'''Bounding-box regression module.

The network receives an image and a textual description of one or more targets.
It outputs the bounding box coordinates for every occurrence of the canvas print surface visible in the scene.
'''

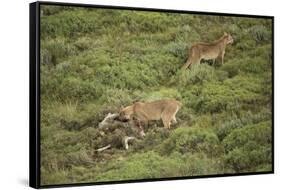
[39,4,273,186]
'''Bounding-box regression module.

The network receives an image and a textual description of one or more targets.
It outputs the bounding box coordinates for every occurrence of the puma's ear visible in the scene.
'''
[224,32,228,36]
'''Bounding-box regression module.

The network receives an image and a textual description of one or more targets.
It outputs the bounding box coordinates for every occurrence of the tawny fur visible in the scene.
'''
[119,99,182,129]
[182,32,233,69]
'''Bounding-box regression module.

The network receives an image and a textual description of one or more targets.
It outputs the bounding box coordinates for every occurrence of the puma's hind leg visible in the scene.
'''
[162,119,171,129]
[161,105,179,129]
[183,56,201,69]
[182,59,192,70]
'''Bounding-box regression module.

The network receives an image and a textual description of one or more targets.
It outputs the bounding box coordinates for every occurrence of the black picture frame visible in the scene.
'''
[30,1,274,189]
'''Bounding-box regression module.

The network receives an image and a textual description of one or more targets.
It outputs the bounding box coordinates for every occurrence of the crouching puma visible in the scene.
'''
[182,32,233,69]
[119,99,182,129]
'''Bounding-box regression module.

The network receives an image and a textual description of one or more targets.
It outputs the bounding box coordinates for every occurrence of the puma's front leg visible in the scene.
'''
[221,50,225,65]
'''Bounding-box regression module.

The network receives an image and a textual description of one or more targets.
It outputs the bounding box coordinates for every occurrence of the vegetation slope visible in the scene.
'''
[40,5,273,185]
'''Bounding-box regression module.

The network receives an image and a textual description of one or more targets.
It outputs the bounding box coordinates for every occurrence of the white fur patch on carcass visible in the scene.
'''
[98,113,119,129]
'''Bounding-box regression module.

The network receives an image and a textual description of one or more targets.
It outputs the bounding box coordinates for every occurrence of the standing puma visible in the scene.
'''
[182,32,233,69]
[119,99,182,130]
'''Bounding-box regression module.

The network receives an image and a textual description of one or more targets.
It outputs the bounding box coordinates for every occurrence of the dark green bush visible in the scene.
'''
[94,151,223,181]
[164,41,189,60]
[238,57,269,74]
[41,9,99,38]
[223,121,272,172]
[159,127,223,157]
[171,64,217,87]
[181,75,263,114]
[248,25,271,43]
[41,5,73,16]
[41,38,77,65]
[220,59,240,78]
[140,88,182,101]
[95,151,182,180]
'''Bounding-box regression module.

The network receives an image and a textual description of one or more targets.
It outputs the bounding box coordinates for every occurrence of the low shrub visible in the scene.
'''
[171,64,217,87]
[163,41,189,60]
[238,57,269,74]
[220,59,240,78]
[140,88,182,102]
[95,151,183,180]
[159,127,222,157]
[41,38,77,65]
[248,25,272,44]
[182,75,263,113]
[41,9,100,38]
[223,121,272,172]
[94,151,223,181]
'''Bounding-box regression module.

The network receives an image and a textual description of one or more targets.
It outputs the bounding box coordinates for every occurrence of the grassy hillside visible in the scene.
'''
[40,5,273,185]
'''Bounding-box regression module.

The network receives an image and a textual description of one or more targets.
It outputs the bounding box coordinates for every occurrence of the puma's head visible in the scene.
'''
[224,32,234,44]
[119,105,134,121]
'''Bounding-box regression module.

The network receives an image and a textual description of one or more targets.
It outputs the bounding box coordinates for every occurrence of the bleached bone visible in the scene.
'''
[139,130,146,137]
[123,136,135,150]
[96,144,111,152]
[98,113,119,128]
